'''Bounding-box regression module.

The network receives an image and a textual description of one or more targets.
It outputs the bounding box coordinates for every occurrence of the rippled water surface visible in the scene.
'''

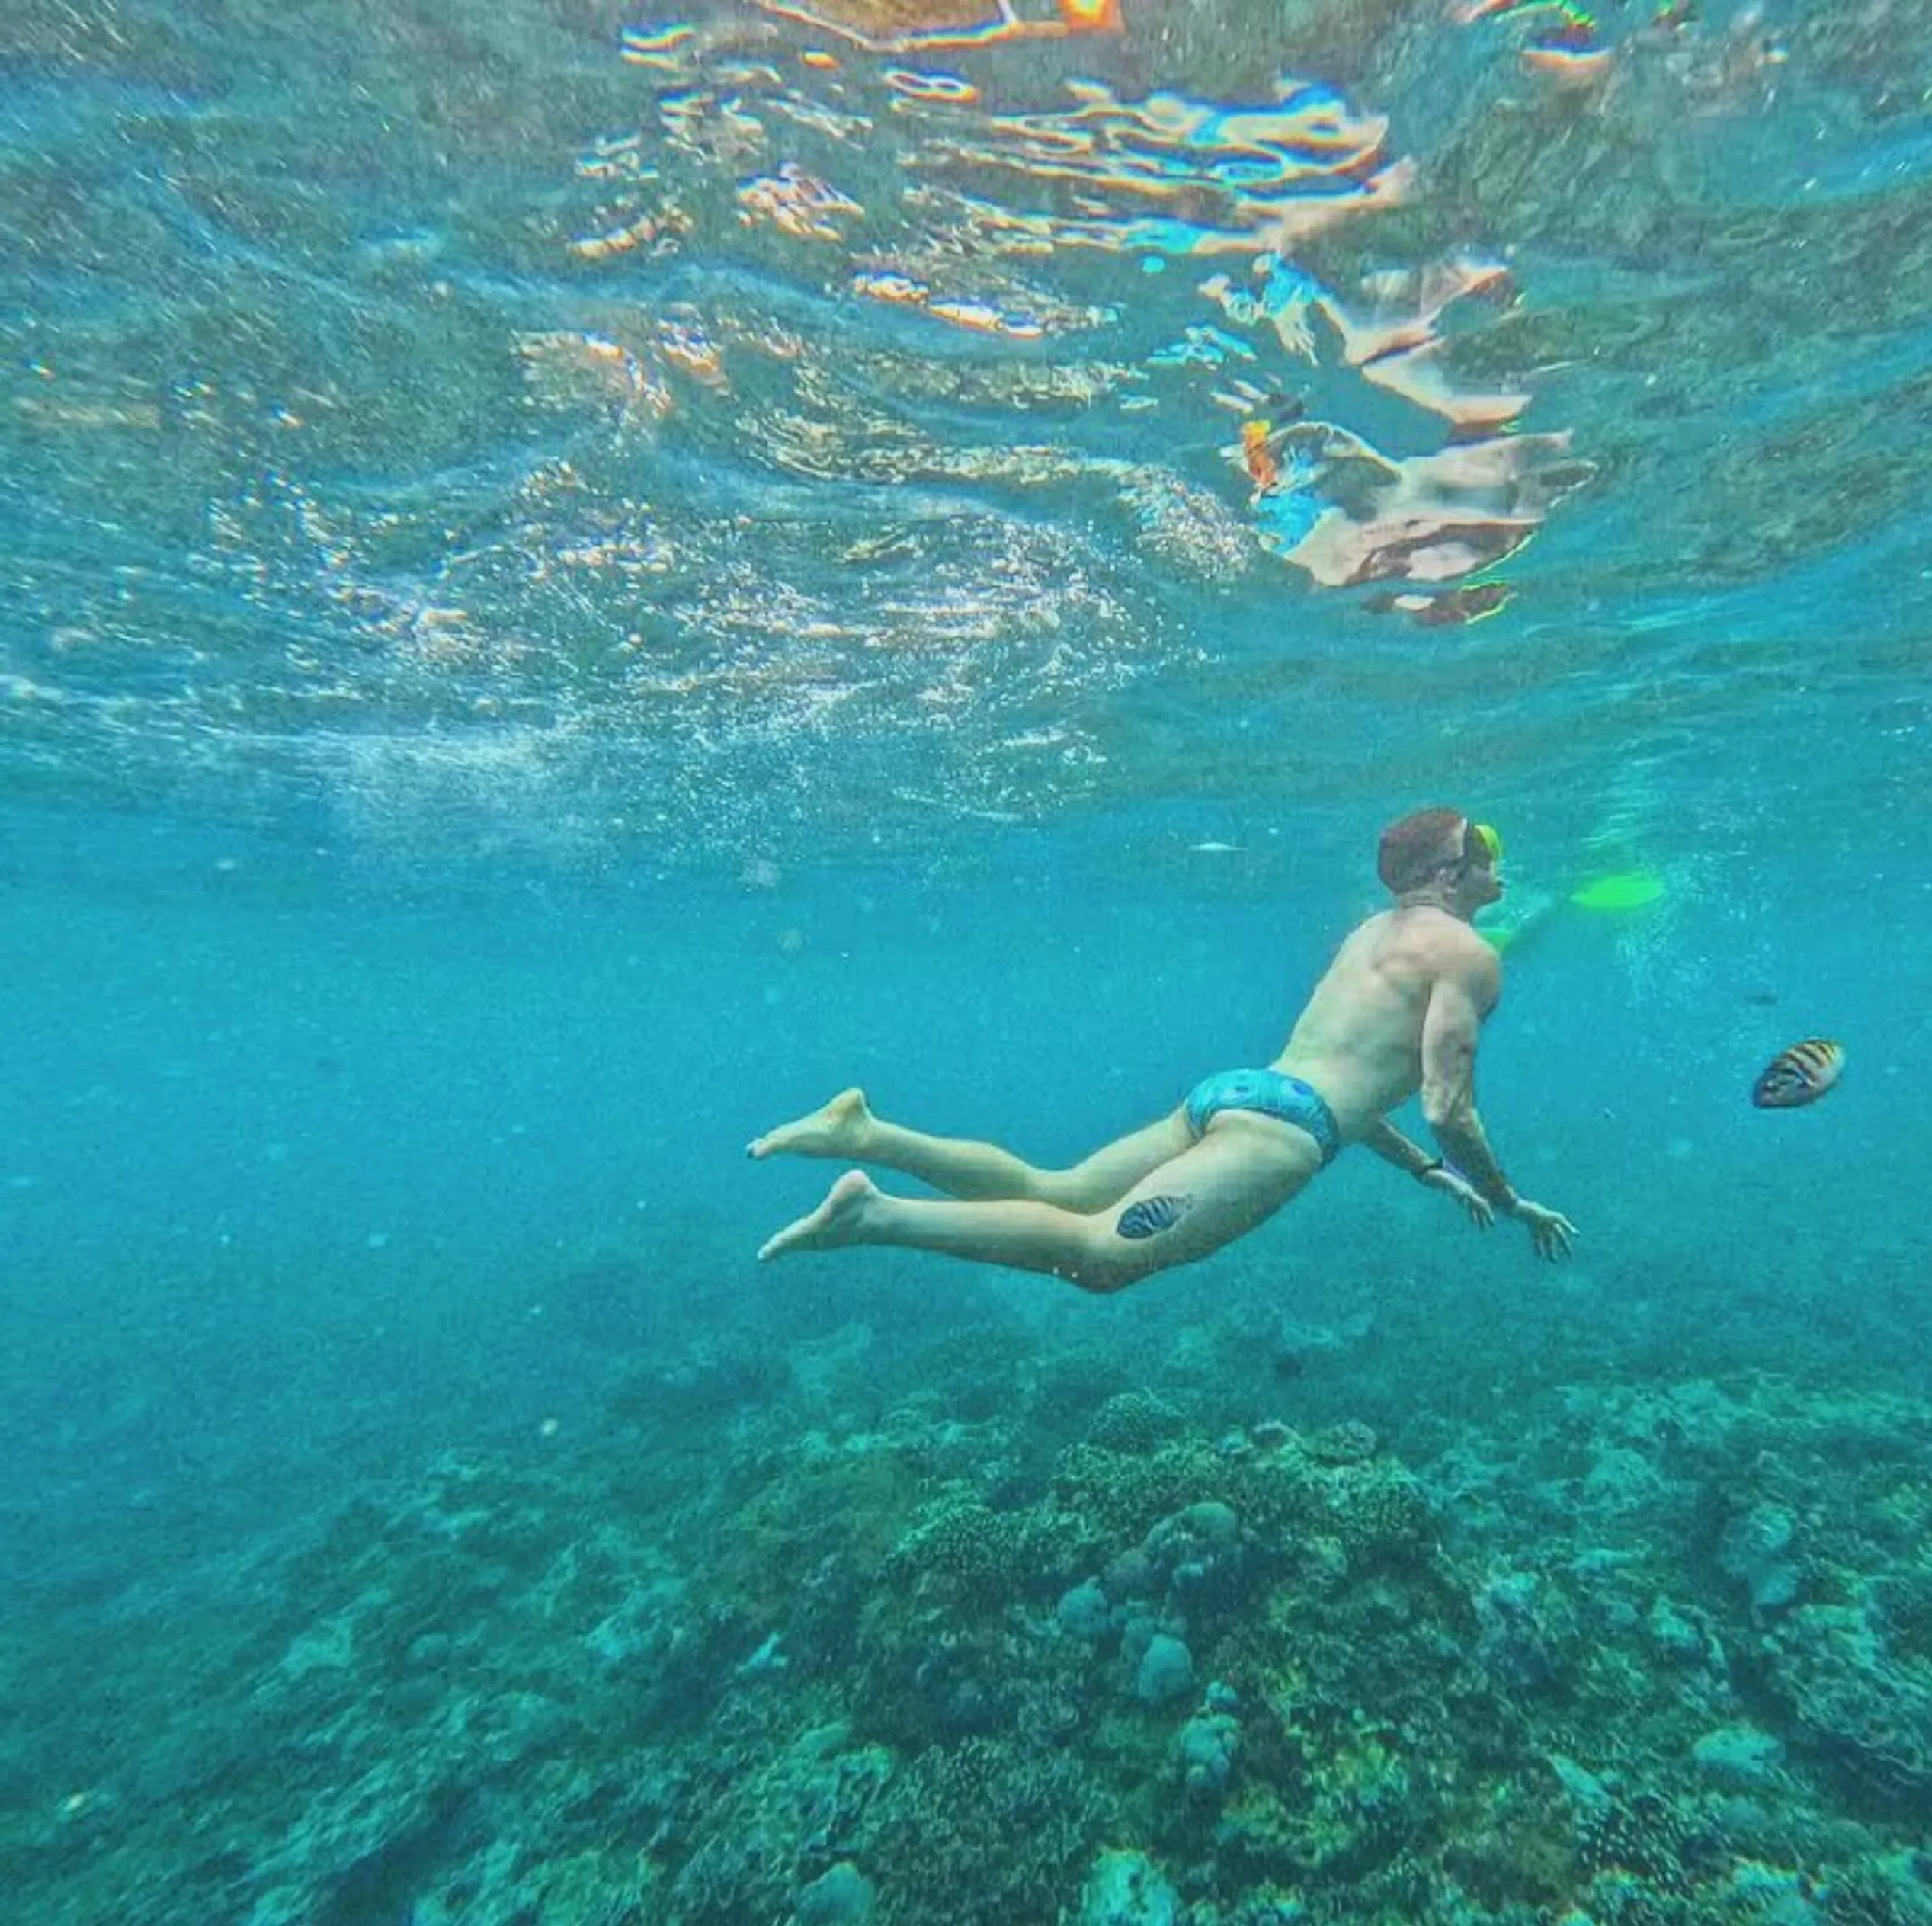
[4,0,1930,879]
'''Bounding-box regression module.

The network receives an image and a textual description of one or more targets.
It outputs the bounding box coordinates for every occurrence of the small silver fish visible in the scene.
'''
[1751,1038,1844,1109]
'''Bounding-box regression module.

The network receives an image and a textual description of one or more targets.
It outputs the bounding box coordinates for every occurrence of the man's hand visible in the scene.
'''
[1419,1165,1495,1229]
[1511,1198,1576,1261]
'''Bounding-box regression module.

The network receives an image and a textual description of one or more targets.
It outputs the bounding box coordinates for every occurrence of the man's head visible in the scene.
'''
[1377,807,1504,915]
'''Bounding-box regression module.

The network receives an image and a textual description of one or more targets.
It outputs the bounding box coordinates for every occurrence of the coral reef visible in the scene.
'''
[7,1343,1932,1926]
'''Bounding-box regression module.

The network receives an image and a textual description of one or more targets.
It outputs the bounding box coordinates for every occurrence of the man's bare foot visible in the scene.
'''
[758,1170,879,1261]
[746,1087,875,1162]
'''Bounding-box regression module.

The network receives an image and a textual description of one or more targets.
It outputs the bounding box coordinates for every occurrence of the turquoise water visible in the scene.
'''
[6,0,1932,1921]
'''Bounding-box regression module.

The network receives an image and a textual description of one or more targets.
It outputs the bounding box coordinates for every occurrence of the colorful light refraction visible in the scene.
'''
[751,0,1124,53]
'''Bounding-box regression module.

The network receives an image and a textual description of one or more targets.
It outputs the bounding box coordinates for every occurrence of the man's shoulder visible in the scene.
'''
[1392,906,1498,977]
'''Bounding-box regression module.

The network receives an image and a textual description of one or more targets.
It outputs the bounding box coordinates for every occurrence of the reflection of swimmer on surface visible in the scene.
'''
[1238,393,1309,494]
[1240,418,1283,492]
[1325,257,1527,434]
[1243,418,1591,591]
[1363,582,1514,627]
[1210,255,1527,434]
[1216,248,1587,598]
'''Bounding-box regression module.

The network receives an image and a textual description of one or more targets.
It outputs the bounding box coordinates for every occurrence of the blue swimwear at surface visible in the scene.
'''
[1184,1067,1342,1165]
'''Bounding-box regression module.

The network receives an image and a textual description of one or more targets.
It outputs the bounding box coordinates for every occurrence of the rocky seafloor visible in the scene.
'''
[9,1297,1932,1926]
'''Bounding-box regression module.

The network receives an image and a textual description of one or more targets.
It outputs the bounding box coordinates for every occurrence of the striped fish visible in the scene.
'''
[1117,1194,1190,1240]
[1751,1038,1845,1110]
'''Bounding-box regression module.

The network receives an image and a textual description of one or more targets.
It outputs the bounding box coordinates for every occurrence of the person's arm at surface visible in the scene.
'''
[1418,951,1575,1259]
[1360,1117,1495,1227]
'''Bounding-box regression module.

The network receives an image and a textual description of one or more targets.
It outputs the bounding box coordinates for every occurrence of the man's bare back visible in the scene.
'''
[1272,905,1499,1141]
[750,808,1574,1288]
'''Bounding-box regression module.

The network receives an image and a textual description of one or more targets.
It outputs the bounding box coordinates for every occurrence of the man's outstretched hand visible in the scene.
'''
[1420,1165,1495,1229]
[1418,1166,1576,1260]
[1512,1198,1576,1261]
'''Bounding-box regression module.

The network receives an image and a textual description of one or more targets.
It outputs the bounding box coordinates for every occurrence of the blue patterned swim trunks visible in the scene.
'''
[1183,1067,1342,1165]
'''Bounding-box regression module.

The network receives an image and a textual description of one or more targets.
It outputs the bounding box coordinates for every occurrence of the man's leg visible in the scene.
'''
[748,1087,1190,1209]
[758,1115,1322,1293]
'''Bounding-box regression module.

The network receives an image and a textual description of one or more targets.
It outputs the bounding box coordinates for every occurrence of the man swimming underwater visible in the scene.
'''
[750,807,1575,1292]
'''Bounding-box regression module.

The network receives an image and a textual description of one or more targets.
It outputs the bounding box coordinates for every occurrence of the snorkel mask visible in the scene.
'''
[1463,820,1503,868]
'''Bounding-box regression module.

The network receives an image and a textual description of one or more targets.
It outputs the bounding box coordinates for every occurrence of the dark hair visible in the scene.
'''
[1377,807,1466,893]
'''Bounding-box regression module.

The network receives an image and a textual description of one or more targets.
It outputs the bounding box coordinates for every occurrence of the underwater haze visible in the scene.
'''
[5,0,1932,1921]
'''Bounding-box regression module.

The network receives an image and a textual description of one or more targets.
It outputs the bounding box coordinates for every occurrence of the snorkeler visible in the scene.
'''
[750,809,1576,1292]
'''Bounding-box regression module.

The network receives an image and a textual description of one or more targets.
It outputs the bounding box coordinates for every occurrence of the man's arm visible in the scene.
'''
[1360,1117,1440,1178]
[1363,1116,1496,1228]
[1418,959,1518,1211]
[1419,945,1575,1258]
